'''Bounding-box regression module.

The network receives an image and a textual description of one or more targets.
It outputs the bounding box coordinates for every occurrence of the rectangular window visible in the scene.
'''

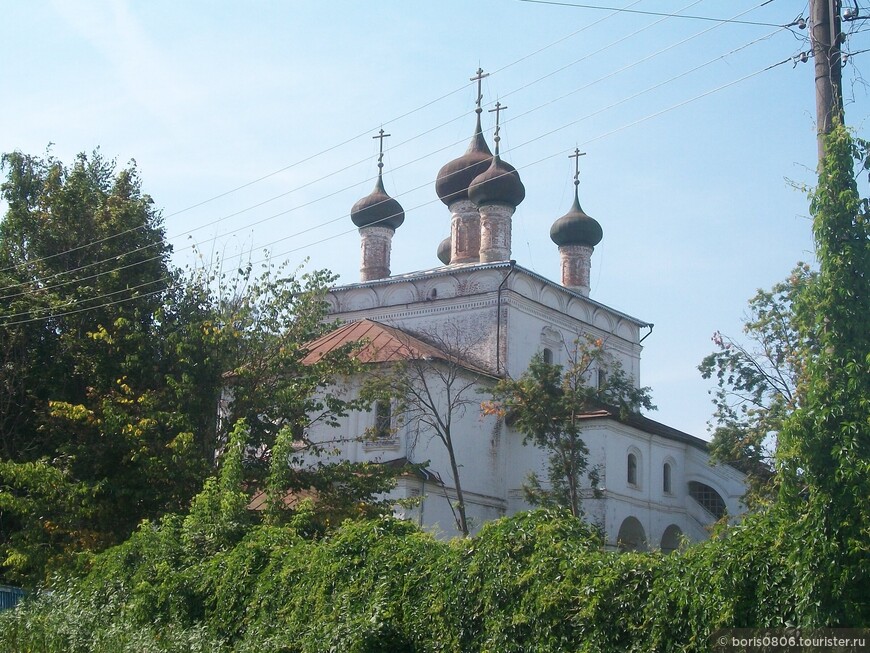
[375,400,392,439]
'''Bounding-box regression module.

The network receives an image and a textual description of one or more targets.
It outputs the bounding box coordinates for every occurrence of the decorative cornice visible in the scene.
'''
[329,261,649,328]
[500,291,642,356]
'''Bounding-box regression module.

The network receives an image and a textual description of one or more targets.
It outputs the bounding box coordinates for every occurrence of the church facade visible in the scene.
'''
[302,84,745,550]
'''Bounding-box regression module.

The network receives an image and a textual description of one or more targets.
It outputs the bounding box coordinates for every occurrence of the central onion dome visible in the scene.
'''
[351,174,405,230]
[550,189,602,247]
[468,154,526,208]
[435,113,493,205]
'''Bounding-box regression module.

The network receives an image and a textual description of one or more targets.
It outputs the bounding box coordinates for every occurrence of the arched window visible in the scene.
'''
[540,327,562,365]
[688,481,726,519]
[627,453,638,486]
[662,462,672,494]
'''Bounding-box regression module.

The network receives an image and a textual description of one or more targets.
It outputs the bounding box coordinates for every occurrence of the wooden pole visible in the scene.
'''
[811,0,844,161]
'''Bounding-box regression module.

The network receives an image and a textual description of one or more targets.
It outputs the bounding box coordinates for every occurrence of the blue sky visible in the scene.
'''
[2,1,868,437]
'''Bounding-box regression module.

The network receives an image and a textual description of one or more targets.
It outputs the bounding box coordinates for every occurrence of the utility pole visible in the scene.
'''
[811,0,844,161]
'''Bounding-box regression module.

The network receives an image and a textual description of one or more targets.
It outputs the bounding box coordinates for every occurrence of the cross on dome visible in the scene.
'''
[373,128,391,173]
[488,101,507,156]
[569,147,586,188]
[470,67,489,115]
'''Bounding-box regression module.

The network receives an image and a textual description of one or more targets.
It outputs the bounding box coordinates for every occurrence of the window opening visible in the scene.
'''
[627,453,638,486]
[375,400,392,439]
[688,481,726,519]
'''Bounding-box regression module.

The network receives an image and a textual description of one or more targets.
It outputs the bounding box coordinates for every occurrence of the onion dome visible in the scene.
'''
[550,188,602,247]
[435,113,493,205]
[437,236,451,265]
[468,155,526,208]
[351,173,405,230]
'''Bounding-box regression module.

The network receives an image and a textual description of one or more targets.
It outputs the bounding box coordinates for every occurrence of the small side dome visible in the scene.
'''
[437,236,452,264]
[468,155,526,208]
[550,192,602,247]
[435,114,493,206]
[351,175,405,230]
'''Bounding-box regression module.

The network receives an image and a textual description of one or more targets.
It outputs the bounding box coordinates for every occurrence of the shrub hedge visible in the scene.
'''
[0,507,822,652]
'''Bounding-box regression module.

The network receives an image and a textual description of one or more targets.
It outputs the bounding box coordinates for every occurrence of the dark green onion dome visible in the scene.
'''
[549,189,602,247]
[468,154,526,208]
[351,174,405,230]
[435,113,493,205]
[437,236,451,264]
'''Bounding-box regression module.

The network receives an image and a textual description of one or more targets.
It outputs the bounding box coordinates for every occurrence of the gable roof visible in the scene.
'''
[302,318,497,378]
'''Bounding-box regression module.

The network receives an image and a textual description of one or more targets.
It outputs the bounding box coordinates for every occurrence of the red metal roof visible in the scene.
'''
[301,319,489,374]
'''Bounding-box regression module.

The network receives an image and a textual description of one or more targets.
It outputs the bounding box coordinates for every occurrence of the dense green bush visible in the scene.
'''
[0,508,822,653]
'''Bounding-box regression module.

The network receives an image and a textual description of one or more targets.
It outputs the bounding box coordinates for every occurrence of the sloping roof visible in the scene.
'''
[578,407,710,452]
[302,318,496,378]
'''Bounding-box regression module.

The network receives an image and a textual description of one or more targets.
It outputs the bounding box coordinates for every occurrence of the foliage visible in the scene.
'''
[214,260,399,529]
[0,150,397,585]
[0,459,100,582]
[0,507,814,653]
[699,264,816,506]
[2,123,867,650]
[487,336,654,517]
[0,149,207,585]
[776,123,870,625]
[182,419,253,556]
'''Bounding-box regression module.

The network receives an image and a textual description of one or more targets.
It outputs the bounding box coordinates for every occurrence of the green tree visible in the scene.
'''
[776,124,870,625]
[214,262,400,530]
[0,150,172,461]
[0,150,206,584]
[699,264,815,506]
[488,335,654,518]
[0,149,415,584]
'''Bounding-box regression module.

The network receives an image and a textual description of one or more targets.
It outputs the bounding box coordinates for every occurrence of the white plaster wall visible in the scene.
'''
[303,373,744,547]
[503,301,640,386]
[305,264,744,546]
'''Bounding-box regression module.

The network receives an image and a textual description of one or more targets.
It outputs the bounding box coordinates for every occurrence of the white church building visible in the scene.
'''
[300,84,745,551]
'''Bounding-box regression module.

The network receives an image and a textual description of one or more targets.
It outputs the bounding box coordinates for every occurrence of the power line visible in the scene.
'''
[0,0,650,279]
[0,0,787,282]
[0,0,788,300]
[517,0,790,28]
[0,53,797,327]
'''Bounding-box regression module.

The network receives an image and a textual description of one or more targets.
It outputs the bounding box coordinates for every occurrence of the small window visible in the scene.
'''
[375,400,392,439]
[663,462,672,494]
[627,453,638,486]
[597,368,607,389]
[542,348,553,364]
